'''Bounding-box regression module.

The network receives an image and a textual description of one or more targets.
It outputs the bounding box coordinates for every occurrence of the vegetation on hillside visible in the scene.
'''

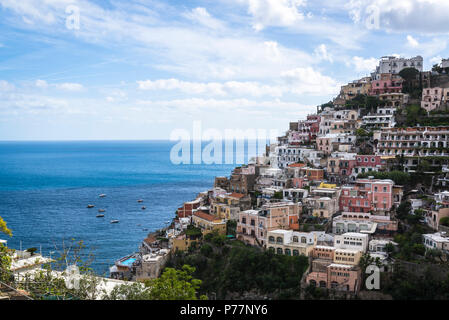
[105,265,207,300]
[166,232,309,299]
[357,170,410,186]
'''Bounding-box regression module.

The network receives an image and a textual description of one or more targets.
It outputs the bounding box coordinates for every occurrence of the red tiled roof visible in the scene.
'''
[193,211,217,222]
[288,163,306,168]
[228,193,245,199]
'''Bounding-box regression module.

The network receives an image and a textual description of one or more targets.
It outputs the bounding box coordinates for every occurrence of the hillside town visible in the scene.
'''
[106,55,449,298]
[3,55,449,300]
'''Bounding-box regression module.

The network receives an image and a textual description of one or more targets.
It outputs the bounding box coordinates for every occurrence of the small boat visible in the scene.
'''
[137,199,144,203]
[143,228,148,231]
[141,206,146,210]
[96,214,105,218]
[99,194,106,198]
[111,220,119,224]
[87,205,95,208]
[98,209,106,213]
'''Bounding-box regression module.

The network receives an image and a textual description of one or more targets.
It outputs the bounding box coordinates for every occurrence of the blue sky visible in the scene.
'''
[0,0,448,140]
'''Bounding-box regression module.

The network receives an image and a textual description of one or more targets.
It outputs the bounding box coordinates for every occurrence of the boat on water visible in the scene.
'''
[87,205,95,208]
[137,199,144,203]
[98,209,106,213]
[96,214,105,218]
[99,194,106,198]
[141,206,146,210]
[111,220,119,224]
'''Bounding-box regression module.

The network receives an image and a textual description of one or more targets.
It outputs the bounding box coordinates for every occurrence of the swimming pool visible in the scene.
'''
[119,257,136,267]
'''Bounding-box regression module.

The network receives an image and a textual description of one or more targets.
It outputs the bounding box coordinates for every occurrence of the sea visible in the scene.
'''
[0,140,263,276]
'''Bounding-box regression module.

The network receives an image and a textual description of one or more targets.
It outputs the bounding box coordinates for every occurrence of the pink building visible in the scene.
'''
[237,203,301,247]
[292,177,310,189]
[351,155,385,178]
[289,115,321,144]
[339,178,394,213]
[306,264,361,293]
[369,73,403,96]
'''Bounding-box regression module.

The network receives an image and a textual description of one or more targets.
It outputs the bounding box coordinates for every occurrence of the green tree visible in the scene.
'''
[0,216,12,237]
[0,217,13,285]
[273,191,283,199]
[440,217,449,227]
[106,265,207,300]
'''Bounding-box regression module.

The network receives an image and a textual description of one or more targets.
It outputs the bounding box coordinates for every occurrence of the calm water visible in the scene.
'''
[0,140,262,275]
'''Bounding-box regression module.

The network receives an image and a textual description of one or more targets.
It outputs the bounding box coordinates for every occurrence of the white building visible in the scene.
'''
[283,188,309,202]
[368,239,397,254]
[332,216,377,235]
[423,232,449,251]
[372,56,423,80]
[362,107,396,129]
[334,232,369,253]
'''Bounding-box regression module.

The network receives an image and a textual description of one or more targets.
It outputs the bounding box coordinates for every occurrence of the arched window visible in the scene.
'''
[276,237,283,244]
[276,248,283,255]
[285,249,291,256]
[309,280,317,287]
[301,237,307,244]
[293,250,299,256]
[268,247,275,253]
[268,236,275,243]
[293,236,299,243]
[319,281,327,288]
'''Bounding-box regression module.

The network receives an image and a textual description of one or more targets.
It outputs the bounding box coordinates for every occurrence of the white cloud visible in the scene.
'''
[349,56,378,73]
[137,68,340,98]
[347,0,449,34]
[0,80,15,91]
[55,83,84,92]
[241,0,306,31]
[280,67,341,95]
[430,56,442,65]
[137,79,283,97]
[406,35,419,48]
[35,79,48,88]
[314,44,333,62]
[0,0,319,81]
[136,97,315,114]
[184,7,224,30]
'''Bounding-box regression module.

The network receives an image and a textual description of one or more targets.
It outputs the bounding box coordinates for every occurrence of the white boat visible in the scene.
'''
[99,194,106,198]
[96,214,105,218]
[111,220,119,224]
[137,199,144,203]
[87,204,95,208]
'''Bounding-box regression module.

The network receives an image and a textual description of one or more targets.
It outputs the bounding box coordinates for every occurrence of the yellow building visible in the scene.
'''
[172,235,199,252]
[333,248,362,266]
[192,211,227,235]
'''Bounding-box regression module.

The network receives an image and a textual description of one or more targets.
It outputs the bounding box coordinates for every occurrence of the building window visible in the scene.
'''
[268,236,275,243]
